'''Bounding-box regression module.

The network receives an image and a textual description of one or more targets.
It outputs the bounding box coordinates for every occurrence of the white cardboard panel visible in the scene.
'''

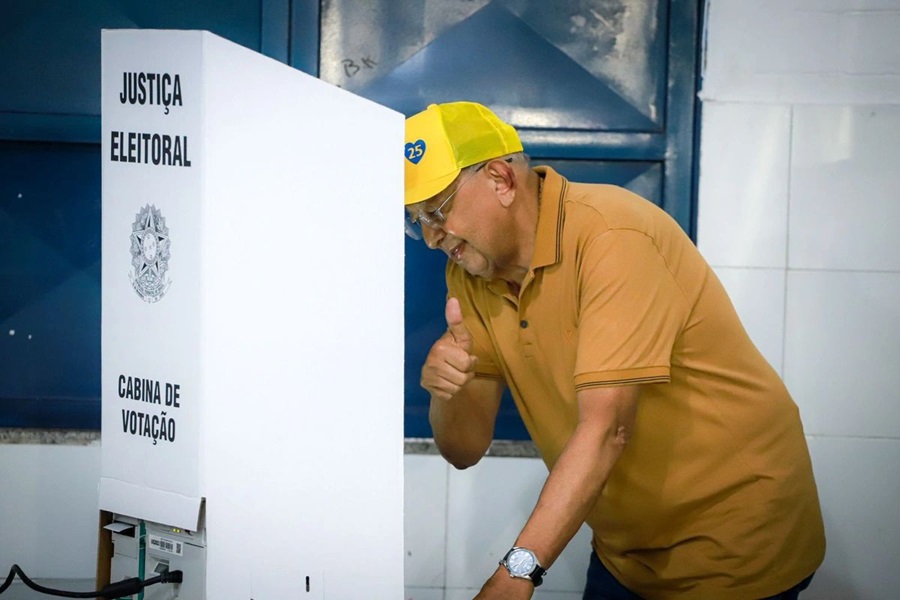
[101,29,404,598]
[101,29,205,524]
[98,478,202,532]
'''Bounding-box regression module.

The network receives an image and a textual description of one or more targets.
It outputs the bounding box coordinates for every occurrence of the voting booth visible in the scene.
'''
[99,30,404,598]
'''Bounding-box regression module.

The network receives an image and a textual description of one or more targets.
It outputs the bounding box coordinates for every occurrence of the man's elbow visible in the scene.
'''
[450,458,479,470]
[436,443,487,470]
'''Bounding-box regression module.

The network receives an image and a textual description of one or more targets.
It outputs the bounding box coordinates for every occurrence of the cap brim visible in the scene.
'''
[405,168,460,206]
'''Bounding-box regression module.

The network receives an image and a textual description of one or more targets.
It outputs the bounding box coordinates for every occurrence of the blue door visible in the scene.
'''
[313,0,701,439]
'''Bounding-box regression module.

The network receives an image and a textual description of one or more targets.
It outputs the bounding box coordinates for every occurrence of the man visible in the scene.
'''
[404,101,825,600]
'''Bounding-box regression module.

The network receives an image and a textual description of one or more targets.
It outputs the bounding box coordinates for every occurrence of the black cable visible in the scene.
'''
[0,565,182,598]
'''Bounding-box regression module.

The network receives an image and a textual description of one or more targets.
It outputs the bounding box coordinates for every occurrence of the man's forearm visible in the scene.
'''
[513,385,640,569]
[429,377,504,469]
[514,419,627,567]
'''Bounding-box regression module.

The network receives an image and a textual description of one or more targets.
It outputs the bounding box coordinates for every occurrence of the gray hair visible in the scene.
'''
[463,152,530,174]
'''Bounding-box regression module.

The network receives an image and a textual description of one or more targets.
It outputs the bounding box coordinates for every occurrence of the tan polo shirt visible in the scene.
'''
[446,167,825,599]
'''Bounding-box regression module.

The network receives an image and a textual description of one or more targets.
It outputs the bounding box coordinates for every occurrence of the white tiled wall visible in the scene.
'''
[711,267,787,375]
[697,103,791,269]
[701,1,900,105]
[698,1,900,598]
[804,437,900,599]
[0,444,100,578]
[405,454,449,591]
[789,106,900,272]
[404,454,592,600]
[785,270,900,438]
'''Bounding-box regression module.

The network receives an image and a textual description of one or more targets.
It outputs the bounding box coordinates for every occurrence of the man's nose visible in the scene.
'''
[422,224,445,250]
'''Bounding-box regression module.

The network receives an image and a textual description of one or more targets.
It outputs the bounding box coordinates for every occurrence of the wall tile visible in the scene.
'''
[804,436,900,599]
[784,270,900,437]
[697,103,790,268]
[789,105,900,271]
[839,11,900,75]
[404,587,444,600]
[445,457,592,593]
[712,267,786,375]
[704,1,840,78]
[790,0,900,8]
[701,3,900,103]
[445,457,547,589]
[0,444,100,578]
[405,454,449,588]
[699,72,900,106]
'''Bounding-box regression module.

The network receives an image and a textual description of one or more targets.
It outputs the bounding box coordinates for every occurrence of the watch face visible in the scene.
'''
[507,548,536,576]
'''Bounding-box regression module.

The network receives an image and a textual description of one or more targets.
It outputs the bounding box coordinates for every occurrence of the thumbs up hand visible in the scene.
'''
[421,298,479,401]
[445,296,473,350]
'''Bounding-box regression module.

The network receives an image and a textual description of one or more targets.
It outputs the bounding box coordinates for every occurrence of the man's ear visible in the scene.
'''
[485,159,516,208]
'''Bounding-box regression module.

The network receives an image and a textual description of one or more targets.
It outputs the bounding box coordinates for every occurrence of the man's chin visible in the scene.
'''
[463,265,494,280]
[453,253,493,280]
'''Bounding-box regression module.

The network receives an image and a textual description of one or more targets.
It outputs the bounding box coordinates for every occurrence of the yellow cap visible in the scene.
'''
[404,102,523,206]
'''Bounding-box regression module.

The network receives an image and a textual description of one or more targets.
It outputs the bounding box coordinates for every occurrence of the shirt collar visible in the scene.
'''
[532,165,567,270]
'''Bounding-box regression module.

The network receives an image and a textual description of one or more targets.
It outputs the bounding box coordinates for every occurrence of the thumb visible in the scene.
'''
[445,297,473,348]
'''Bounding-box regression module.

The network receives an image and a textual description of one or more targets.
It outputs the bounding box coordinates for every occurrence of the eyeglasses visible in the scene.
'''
[405,162,487,240]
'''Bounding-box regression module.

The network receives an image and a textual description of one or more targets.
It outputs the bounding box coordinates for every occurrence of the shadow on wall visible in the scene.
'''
[804,528,858,600]
[806,573,858,600]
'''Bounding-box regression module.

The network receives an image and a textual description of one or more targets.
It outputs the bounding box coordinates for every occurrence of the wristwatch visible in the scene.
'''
[499,546,546,587]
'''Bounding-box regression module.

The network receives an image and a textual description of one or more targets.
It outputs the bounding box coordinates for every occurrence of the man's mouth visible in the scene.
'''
[448,242,464,262]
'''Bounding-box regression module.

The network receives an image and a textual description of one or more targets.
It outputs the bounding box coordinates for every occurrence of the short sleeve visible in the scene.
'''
[574,229,690,390]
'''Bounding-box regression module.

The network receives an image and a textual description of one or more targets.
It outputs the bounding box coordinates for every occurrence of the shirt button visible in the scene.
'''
[520,320,529,329]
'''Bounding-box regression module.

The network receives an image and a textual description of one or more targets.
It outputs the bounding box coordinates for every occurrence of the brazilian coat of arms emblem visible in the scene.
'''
[129,204,171,303]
